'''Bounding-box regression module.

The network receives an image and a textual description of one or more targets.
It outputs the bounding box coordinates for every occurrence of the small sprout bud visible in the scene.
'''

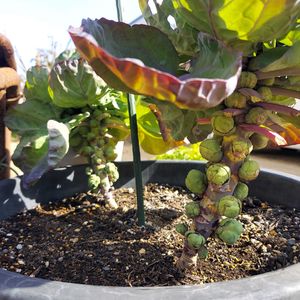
[212,114,236,136]
[224,92,247,109]
[217,195,242,218]
[88,174,101,190]
[250,133,269,150]
[233,182,249,200]
[89,119,99,128]
[238,160,260,182]
[185,202,201,218]
[69,134,83,147]
[105,162,119,182]
[80,145,93,156]
[226,138,253,162]
[87,132,97,142]
[257,87,273,101]
[198,245,209,259]
[206,163,231,185]
[175,223,188,236]
[245,107,268,125]
[185,169,207,194]
[237,72,257,88]
[199,139,223,162]
[104,146,117,161]
[187,233,206,250]
[216,218,243,245]
[78,126,89,136]
[85,167,93,176]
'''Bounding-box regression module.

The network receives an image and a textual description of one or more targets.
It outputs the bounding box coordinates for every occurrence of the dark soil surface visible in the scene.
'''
[0,184,300,287]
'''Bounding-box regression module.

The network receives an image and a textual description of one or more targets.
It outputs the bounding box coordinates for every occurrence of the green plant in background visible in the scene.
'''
[5,48,177,208]
[4,50,131,207]
[156,143,202,160]
[69,0,300,269]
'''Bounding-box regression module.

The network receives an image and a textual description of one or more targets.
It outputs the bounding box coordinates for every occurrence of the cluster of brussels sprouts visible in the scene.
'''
[69,105,120,207]
[176,72,273,259]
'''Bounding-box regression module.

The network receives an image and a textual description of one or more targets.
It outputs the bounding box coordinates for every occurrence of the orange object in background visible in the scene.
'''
[0,34,20,179]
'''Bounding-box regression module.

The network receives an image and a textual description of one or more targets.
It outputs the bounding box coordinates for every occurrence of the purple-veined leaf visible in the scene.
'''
[239,124,287,146]
[69,18,242,110]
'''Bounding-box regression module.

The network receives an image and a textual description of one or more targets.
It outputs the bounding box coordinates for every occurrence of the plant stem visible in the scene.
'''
[177,131,248,269]
[127,94,145,226]
[269,87,300,99]
[115,0,145,226]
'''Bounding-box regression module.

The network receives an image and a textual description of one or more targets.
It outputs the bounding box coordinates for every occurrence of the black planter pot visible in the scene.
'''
[0,161,300,300]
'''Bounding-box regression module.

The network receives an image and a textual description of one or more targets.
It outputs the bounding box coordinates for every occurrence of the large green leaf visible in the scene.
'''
[258,41,300,72]
[172,0,300,48]
[136,98,183,154]
[22,120,70,187]
[23,66,52,103]
[189,33,241,79]
[280,20,300,45]
[139,0,199,56]
[12,135,49,174]
[69,18,241,110]
[4,99,62,136]
[49,58,110,108]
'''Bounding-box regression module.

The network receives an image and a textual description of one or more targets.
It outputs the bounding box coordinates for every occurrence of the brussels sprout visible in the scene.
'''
[217,195,241,218]
[98,139,105,147]
[238,160,260,182]
[199,139,223,162]
[216,218,243,245]
[237,72,257,89]
[80,145,93,156]
[85,167,93,176]
[104,146,117,161]
[226,138,253,162]
[89,119,99,128]
[257,86,272,101]
[198,245,209,259]
[224,92,247,109]
[187,232,206,249]
[206,163,231,185]
[78,125,89,136]
[99,127,108,135]
[245,107,268,125]
[185,201,201,218]
[212,114,235,136]
[250,133,269,150]
[185,169,207,194]
[105,162,119,182]
[94,148,104,158]
[69,133,83,147]
[88,174,101,190]
[86,132,96,141]
[233,182,249,200]
[175,223,188,236]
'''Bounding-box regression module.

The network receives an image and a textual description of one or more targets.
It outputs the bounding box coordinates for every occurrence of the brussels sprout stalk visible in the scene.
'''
[177,128,257,269]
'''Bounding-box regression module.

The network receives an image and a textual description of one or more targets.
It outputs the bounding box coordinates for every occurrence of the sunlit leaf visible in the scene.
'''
[23,120,70,187]
[49,58,110,108]
[4,99,62,136]
[172,0,300,49]
[136,98,183,154]
[139,0,199,56]
[24,66,52,103]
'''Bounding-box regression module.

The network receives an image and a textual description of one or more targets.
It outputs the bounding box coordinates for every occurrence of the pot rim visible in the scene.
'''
[0,160,299,300]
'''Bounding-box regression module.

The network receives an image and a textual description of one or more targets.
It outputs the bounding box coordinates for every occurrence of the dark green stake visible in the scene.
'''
[115,0,145,226]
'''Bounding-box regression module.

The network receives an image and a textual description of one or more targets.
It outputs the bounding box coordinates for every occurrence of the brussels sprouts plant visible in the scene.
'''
[4,50,131,208]
[69,0,300,269]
